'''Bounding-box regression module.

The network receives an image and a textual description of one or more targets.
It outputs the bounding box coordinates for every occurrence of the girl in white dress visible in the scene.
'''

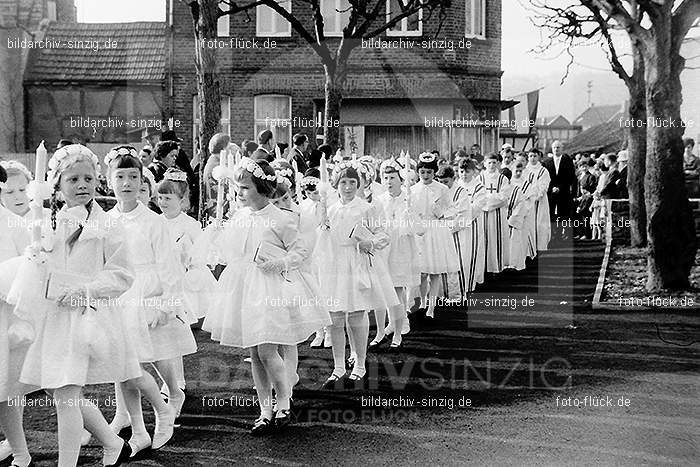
[8,144,138,466]
[316,161,399,385]
[0,161,32,218]
[375,158,422,348]
[410,153,459,318]
[105,147,195,455]
[203,157,329,435]
[0,164,32,467]
[157,168,217,403]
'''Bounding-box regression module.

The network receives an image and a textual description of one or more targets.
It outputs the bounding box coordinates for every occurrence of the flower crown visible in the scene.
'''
[104,145,138,166]
[332,160,365,176]
[237,157,277,181]
[300,176,320,187]
[142,168,156,187]
[277,175,292,188]
[273,166,294,179]
[418,152,436,163]
[48,144,100,184]
[164,170,188,182]
[0,160,33,182]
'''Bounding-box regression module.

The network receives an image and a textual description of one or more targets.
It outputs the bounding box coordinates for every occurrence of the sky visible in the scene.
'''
[75,0,696,121]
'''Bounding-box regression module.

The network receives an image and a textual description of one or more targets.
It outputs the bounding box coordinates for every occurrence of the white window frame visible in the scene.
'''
[47,0,57,21]
[465,0,486,39]
[218,1,230,37]
[256,1,292,37]
[253,94,292,147]
[220,95,231,136]
[385,0,423,37]
[321,0,351,37]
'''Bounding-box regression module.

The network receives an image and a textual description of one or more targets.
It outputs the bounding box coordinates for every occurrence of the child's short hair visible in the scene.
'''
[436,165,455,179]
[331,165,361,189]
[0,161,32,183]
[416,153,438,172]
[154,141,179,161]
[484,153,499,161]
[684,138,695,148]
[271,179,290,200]
[271,159,296,193]
[106,145,143,171]
[157,168,189,199]
[514,161,526,171]
[234,158,277,198]
[459,158,477,172]
[301,168,320,193]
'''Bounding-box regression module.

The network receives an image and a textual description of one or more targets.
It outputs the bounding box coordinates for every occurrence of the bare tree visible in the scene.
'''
[529,0,647,247]
[533,0,699,290]
[219,0,451,147]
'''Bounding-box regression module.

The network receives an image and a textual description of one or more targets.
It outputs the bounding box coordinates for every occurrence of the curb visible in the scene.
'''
[591,200,613,311]
[593,201,700,312]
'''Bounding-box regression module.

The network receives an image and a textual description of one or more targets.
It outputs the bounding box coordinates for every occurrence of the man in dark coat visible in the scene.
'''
[543,140,577,240]
[288,133,309,174]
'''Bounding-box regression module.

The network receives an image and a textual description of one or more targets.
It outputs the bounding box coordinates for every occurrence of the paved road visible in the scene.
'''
[14,240,700,466]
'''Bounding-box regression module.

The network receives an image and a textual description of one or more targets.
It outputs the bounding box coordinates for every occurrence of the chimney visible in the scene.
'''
[54,0,77,22]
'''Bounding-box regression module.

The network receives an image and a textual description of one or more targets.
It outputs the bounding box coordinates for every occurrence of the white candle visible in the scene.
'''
[216,151,226,223]
[35,140,47,182]
[404,151,411,208]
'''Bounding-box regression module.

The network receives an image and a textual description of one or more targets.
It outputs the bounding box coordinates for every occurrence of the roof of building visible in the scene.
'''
[565,111,625,154]
[572,104,623,128]
[537,115,574,127]
[25,22,166,83]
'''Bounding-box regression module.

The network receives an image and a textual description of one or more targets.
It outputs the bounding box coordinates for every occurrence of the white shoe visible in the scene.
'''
[160,382,169,401]
[401,320,410,335]
[169,388,186,418]
[152,407,176,450]
[323,333,332,348]
[129,433,152,458]
[80,429,92,446]
[0,440,11,462]
[310,333,324,347]
[109,413,131,434]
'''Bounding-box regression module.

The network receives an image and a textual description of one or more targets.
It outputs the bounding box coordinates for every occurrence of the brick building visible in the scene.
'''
[23,21,166,153]
[0,0,75,152]
[169,0,509,158]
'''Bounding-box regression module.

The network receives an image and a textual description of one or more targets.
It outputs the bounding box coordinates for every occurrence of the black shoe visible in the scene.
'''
[274,409,293,429]
[105,441,131,467]
[250,417,274,436]
[321,373,345,390]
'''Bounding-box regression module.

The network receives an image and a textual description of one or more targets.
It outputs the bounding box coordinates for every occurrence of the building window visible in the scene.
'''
[218,1,230,37]
[47,0,56,21]
[257,1,292,37]
[465,0,486,39]
[254,95,292,147]
[321,0,351,37]
[386,0,422,37]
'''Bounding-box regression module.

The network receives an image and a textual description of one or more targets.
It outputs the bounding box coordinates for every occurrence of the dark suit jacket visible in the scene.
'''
[617,166,628,198]
[290,147,309,174]
[543,155,577,219]
[600,167,622,199]
[578,171,598,195]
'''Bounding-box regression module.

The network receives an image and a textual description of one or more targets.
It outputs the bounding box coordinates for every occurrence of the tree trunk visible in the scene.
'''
[627,46,646,247]
[643,17,697,291]
[323,62,345,150]
[191,0,221,223]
